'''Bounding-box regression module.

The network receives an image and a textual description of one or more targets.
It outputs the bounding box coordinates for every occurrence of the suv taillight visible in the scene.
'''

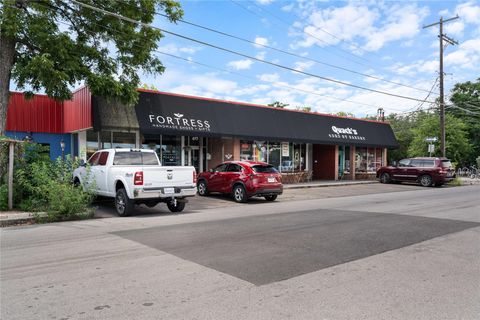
[134,171,144,185]
[193,171,197,184]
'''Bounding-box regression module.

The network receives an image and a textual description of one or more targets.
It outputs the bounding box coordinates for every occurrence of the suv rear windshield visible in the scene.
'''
[252,165,278,173]
[440,160,452,167]
[113,152,159,165]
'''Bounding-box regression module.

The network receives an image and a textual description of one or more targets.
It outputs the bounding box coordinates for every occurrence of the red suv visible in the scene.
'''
[197,161,283,202]
[377,157,455,187]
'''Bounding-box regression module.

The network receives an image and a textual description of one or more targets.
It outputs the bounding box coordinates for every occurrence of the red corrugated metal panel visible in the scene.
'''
[6,92,64,133]
[63,86,92,132]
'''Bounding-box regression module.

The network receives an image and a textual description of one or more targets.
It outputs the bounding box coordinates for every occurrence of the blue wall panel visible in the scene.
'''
[5,131,72,160]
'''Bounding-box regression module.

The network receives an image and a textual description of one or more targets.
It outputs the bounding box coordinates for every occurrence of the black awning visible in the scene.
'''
[135,91,399,148]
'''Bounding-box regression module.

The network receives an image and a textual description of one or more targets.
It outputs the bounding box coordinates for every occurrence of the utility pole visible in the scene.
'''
[423,15,459,158]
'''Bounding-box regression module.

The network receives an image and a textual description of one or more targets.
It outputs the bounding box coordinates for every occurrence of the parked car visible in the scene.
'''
[196,161,283,202]
[73,149,197,216]
[376,157,455,187]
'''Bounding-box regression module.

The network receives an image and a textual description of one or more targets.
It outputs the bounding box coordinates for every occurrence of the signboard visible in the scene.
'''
[425,137,438,142]
[281,142,289,157]
[428,144,435,153]
[134,91,399,147]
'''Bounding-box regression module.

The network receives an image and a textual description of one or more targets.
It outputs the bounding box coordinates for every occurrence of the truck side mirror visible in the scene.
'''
[209,168,213,173]
[79,159,86,167]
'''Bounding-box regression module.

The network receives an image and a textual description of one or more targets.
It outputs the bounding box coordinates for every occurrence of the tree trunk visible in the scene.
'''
[0,35,16,136]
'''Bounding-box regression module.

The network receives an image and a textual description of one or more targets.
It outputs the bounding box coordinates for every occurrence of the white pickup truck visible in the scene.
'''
[73,149,197,216]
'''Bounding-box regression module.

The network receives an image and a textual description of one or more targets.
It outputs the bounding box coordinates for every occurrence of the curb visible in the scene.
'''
[0,212,47,227]
[284,180,378,189]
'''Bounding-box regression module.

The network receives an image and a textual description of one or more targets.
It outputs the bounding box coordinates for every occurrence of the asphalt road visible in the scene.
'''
[1,184,479,320]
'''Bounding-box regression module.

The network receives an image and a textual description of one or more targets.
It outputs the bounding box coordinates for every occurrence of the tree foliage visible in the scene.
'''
[268,101,289,108]
[0,0,183,134]
[407,113,471,166]
[447,78,480,165]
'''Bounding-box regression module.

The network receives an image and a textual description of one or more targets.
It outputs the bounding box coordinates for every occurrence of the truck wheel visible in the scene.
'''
[264,195,277,201]
[233,185,247,203]
[197,180,209,196]
[115,188,134,217]
[167,199,186,213]
[145,201,158,208]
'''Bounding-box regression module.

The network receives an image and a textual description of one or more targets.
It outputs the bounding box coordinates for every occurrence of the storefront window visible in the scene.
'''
[142,134,160,152]
[293,143,305,171]
[161,135,181,166]
[240,141,253,160]
[355,147,368,172]
[367,148,376,172]
[268,142,280,169]
[344,146,350,174]
[375,148,383,171]
[86,130,99,158]
[100,131,112,149]
[113,132,136,149]
[253,141,268,162]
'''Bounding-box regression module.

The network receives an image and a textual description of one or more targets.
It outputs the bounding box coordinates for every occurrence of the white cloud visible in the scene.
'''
[293,3,429,51]
[156,43,201,55]
[444,21,465,36]
[255,51,267,60]
[254,36,269,48]
[256,0,273,4]
[364,4,429,51]
[258,73,280,82]
[296,5,377,48]
[456,2,480,25]
[444,39,480,69]
[227,59,253,70]
[281,3,294,12]
[294,60,315,72]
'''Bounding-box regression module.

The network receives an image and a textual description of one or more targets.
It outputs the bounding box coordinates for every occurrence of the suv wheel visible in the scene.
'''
[197,180,209,196]
[419,174,433,187]
[380,172,391,184]
[115,188,134,217]
[264,195,277,201]
[233,185,247,203]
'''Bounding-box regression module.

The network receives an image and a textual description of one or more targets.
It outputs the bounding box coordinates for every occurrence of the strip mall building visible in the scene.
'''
[5,87,398,181]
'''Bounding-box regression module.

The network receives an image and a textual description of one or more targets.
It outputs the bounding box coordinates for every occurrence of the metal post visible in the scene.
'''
[423,15,459,158]
[439,17,445,157]
[8,141,14,210]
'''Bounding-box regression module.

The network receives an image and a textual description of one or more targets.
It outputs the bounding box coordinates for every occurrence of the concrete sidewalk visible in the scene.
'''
[0,180,377,226]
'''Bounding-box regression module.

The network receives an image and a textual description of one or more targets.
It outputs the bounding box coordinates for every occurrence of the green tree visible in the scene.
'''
[268,101,289,108]
[0,0,183,135]
[408,113,471,166]
[336,111,355,117]
[386,113,418,163]
[448,78,480,165]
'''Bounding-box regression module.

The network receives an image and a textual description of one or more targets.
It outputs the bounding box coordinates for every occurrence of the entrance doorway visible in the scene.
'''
[184,146,200,172]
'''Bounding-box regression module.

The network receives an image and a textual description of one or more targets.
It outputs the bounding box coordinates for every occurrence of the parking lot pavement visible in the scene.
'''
[93,182,432,218]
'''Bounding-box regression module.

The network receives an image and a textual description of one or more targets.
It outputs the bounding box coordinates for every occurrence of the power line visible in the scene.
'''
[271,1,386,62]
[231,0,370,66]
[116,0,437,95]
[53,19,385,110]
[69,0,437,104]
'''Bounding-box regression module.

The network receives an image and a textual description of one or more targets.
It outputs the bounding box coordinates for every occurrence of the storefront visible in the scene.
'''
[6,88,398,181]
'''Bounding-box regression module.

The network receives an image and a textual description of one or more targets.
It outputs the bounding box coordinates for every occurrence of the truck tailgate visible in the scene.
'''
[142,166,195,188]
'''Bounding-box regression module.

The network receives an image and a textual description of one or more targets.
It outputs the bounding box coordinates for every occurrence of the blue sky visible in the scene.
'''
[140,0,480,117]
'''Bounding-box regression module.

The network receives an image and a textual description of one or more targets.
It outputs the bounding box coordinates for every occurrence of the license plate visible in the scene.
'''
[268,177,275,183]
[164,187,175,194]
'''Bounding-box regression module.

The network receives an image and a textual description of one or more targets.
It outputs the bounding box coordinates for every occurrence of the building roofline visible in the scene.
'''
[137,88,391,125]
